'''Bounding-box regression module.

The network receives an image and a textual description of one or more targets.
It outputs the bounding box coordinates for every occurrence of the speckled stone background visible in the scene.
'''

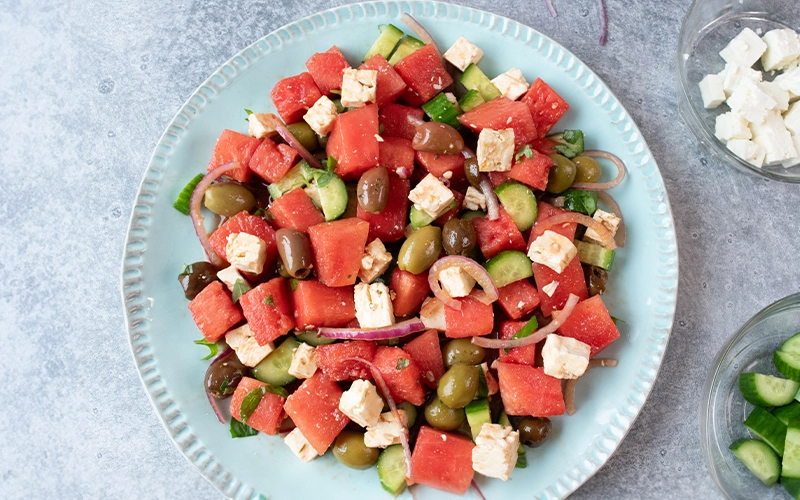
[1,0,799,498]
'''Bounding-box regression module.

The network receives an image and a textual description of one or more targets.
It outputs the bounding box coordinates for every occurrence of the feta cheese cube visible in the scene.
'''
[408,173,455,218]
[698,74,726,109]
[225,232,267,274]
[338,379,384,428]
[341,68,377,108]
[248,112,282,139]
[761,28,800,71]
[463,186,486,211]
[541,281,559,297]
[225,324,274,367]
[217,266,247,292]
[491,68,529,101]
[782,135,800,167]
[288,342,317,379]
[420,297,446,331]
[784,102,800,136]
[359,238,393,284]
[774,66,800,99]
[727,78,777,124]
[527,230,577,274]
[718,62,762,97]
[354,282,395,328]
[715,111,752,141]
[726,139,767,167]
[443,36,484,71]
[438,266,476,298]
[284,427,319,463]
[583,209,622,246]
[471,423,519,481]
[303,95,338,136]
[720,28,767,68]
[758,81,790,112]
[542,334,591,379]
[477,128,515,172]
[750,110,798,165]
[364,410,407,448]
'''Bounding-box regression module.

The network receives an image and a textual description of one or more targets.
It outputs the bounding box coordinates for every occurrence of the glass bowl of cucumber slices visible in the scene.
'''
[702,292,800,499]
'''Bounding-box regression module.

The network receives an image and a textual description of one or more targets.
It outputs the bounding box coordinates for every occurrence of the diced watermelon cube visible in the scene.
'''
[379,103,424,140]
[305,46,351,96]
[557,295,621,357]
[390,267,430,317]
[471,206,527,259]
[207,129,261,183]
[531,201,577,240]
[496,279,541,320]
[497,321,538,366]
[291,279,355,329]
[268,187,325,233]
[403,329,445,389]
[360,54,406,107]
[229,377,285,435]
[188,281,244,342]
[530,137,558,156]
[507,151,553,191]
[373,346,426,405]
[458,97,538,147]
[308,218,370,287]
[316,340,376,381]
[394,45,453,103]
[208,211,278,273]
[410,426,475,495]
[378,137,414,177]
[270,72,323,124]
[283,372,349,454]
[444,291,494,338]
[521,78,570,136]
[487,171,510,188]
[238,278,295,346]
[400,86,426,107]
[496,362,564,417]
[532,258,588,317]
[327,104,380,179]
[415,151,465,184]
[356,174,409,243]
[248,137,299,183]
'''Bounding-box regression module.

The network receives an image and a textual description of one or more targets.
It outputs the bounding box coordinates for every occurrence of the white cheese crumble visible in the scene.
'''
[287,342,318,379]
[463,186,486,211]
[217,266,247,292]
[490,68,529,101]
[472,423,519,481]
[303,95,338,136]
[437,266,476,298]
[359,239,393,284]
[354,282,395,328]
[477,128,515,172]
[583,209,622,246]
[408,173,455,218]
[364,410,407,448]
[443,36,484,71]
[527,230,577,274]
[284,427,319,463]
[225,232,267,274]
[341,68,377,108]
[542,334,591,379]
[541,281,559,297]
[338,379,384,428]
[248,112,283,139]
[225,324,274,367]
[420,297,446,331]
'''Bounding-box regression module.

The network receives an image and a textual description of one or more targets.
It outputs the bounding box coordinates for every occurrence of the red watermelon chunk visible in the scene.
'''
[410,426,475,495]
[271,72,323,124]
[208,211,278,273]
[557,295,621,357]
[308,218,370,287]
[400,86,426,107]
[238,278,295,346]
[444,291,494,338]
[497,321,538,366]
[530,137,558,156]
[316,340,376,381]
[356,174,409,243]
[378,137,414,177]
[496,362,564,416]
[521,78,570,136]
[373,346,426,405]
[249,138,298,183]
[305,46,350,96]
[471,206,527,260]
[268,187,325,233]
[457,97,538,147]
[327,104,380,179]
[207,129,261,183]
[292,279,355,329]
[390,267,430,317]
[379,103,424,140]
[487,171,510,188]
[360,54,406,107]
[283,372,349,455]
[531,201,577,240]
[188,281,244,342]
[508,150,553,191]
[393,45,453,103]
[496,279,541,320]
[229,377,285,435]
[532,258,588,317]
[403,329,445,389]
[415,151,466,184]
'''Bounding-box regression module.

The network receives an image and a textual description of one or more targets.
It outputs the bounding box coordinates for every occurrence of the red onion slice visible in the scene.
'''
[190,165,242,267]
[479,175,499,220]
[276,124,324,170]
[536,212,617,250]
[545,0,558,17]
[570,150,626,191]
[344,357,412,481]
[401,13,441,60]
[428,256,499,311]
[472,293,580,349]
[598,0,608,46]
[471,480,487,500]
[564,357,618,415]
[317,318,425,340]
[206,390,225,423]
[597,191,626,247]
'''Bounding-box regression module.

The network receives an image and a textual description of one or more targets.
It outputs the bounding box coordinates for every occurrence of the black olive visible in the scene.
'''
[517,416,552,448]
[584,264,608,297]
[178,261,220,300]
[205,350,248,399]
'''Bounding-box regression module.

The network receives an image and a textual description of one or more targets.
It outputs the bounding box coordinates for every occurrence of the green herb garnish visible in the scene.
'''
[230,419,258,438]
[562,189,598,216]
[396,358,410,370]
[551,129,584,158]
[329,89,341,95]
[219,377,230,394]
[232,279,251,304]
[505,316,539,354]
[290,279,299,292]
[515,144,533,162]
[193,339,219,360]
[173,173,205,215]
[264,295,275,307]
[180,264,192,275]
[253,207,268,216]
[516,447,528,468]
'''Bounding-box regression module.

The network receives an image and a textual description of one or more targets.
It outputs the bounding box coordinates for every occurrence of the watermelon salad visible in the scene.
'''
[175,15,627,497]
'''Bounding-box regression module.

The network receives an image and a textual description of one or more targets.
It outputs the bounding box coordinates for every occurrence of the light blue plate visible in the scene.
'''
[121,2,678,499]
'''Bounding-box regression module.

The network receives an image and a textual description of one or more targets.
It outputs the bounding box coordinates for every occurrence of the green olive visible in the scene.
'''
[437,364,479,409]
[517,416,552,448]
[464,157,481,189]
[441,218,477,256]
[424,397,466,431]
[442,339,485,368]
[177,261,221,300]
[397,225,442,274]
[203,183,256,217]
[332,431,379,469]
[286,122,319,152]
[546,154,577,194]
[573,156,602,183]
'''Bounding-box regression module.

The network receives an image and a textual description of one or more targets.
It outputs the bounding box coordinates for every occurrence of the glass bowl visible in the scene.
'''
[702,293,800,499]
[677,0,800,182]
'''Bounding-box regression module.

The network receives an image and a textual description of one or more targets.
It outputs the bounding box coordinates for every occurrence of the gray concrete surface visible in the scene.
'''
[1,0,798,498]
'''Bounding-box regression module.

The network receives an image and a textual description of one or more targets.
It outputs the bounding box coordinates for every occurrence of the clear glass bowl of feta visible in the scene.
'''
[677,0,800,182]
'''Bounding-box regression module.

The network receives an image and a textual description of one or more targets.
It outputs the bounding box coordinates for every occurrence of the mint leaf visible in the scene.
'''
[611,316,626,325]
[230,419,258,438]
[316,171,334,188]
[562,189,598,216]
[516,447,528,468]
[245,108,254,116]
[551,129,584,158]
[181,264,192,275]
[326,156,337,171]
[219,377,230,394]
[232,279,251,304]
[240,386,266,424]
[193,339,218,360]
[290,279,298,292]
[396,358,410,370]
[329,89,341,95]
[515,144,533,162]
[253,207,268,216]
[264,295,275,307]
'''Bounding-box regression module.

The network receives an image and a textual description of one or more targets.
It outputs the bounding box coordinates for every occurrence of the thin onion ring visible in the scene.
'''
[598,0,608,46]
[401,13,441,60]
[472,294,581,349]
[276,124,324,170]
[597,191,626,247]
[190,163,242,266]
[536,212,617,250]
[318,318,425,340]
[428,256,499,310]
[570,150,626,191]
[479,175,500,220]
[564,358,618,415]
[545,0,558,17]
[471,480,487,500]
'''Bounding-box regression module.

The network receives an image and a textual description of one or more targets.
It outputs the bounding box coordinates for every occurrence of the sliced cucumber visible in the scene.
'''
[267,162,308,200]
[739,372,800,407]
[316,173,348,221]
[376,444,407,495]
[773,402,800,426]
[460,63,501,102]
[484,250,533,288]
[251,337,300,386]
[363,24,404,63]
[409,200,457,230]
[421,93,461,129]
[465,398,491,440]
[388,35,424,65]
[784,424,800,498]
[744,407,787,456]
[458,89,485,112]
[494,181,537,231]
[295,330,337,346]
[729,439,781,487]
[460,210,485,222]
[575,240,616,271]
[776,350,800,382]
[780,332,800,356]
